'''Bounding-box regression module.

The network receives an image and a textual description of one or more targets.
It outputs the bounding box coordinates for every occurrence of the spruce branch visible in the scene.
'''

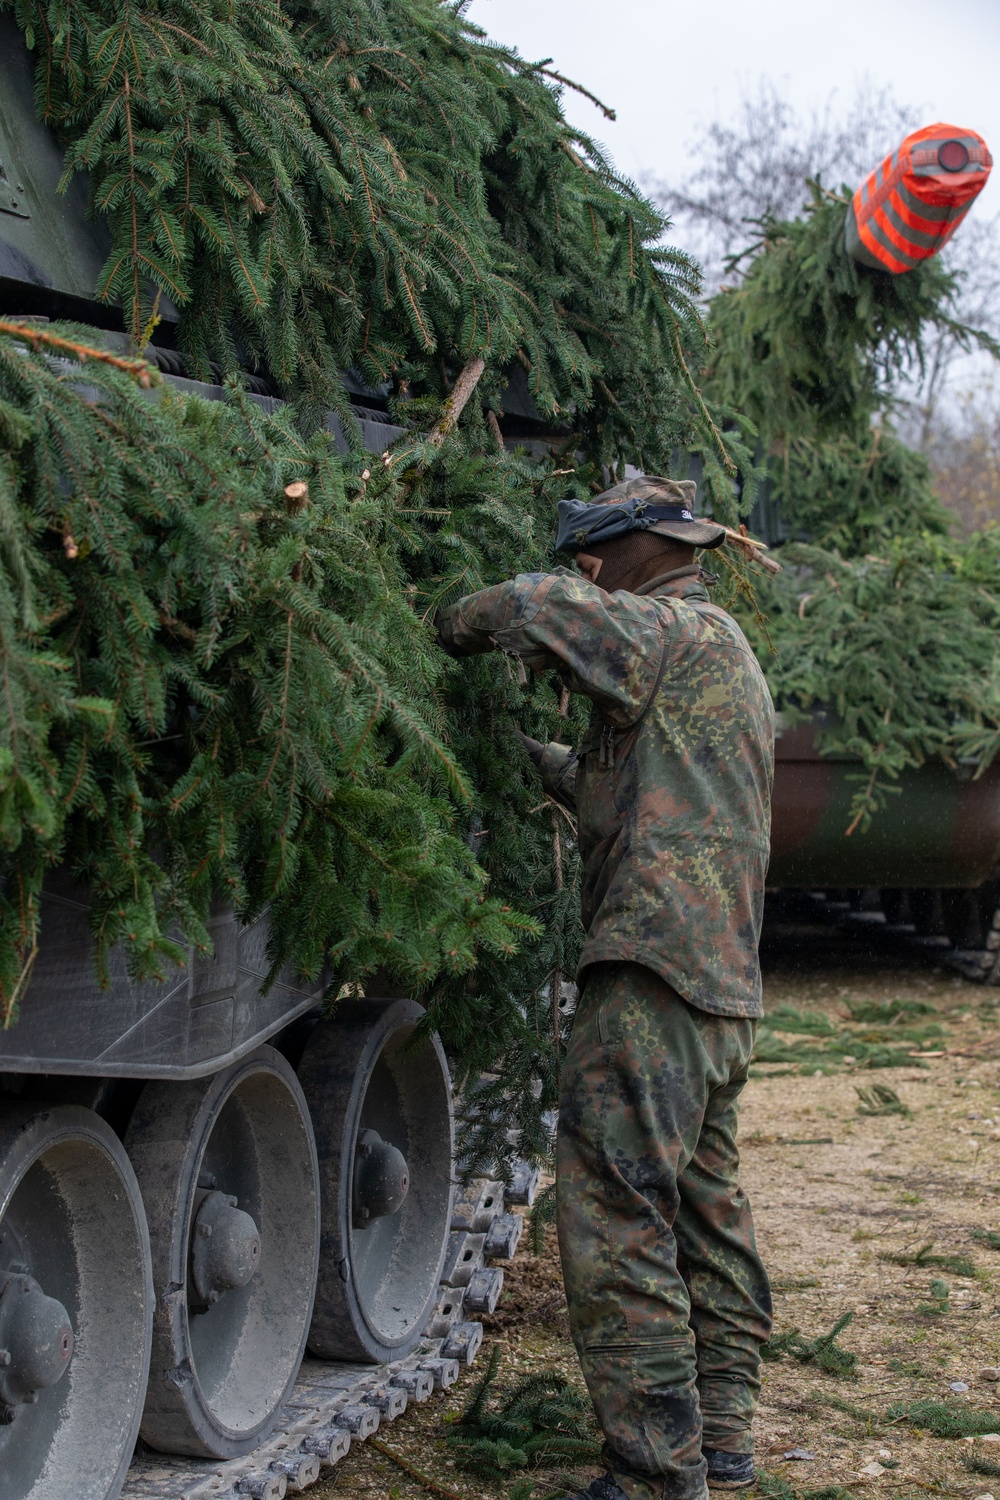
[0,321,157,384]
[369,1437,474,1500]
[528,58,617,121]
[427,356,487,448]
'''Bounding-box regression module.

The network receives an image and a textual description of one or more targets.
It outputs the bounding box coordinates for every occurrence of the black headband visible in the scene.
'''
[555,498,695,552]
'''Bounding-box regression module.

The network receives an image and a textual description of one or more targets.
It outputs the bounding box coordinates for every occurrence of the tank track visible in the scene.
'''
[787,887,1000,984]
[121,1164,541,1500]
[941,905,1000,984]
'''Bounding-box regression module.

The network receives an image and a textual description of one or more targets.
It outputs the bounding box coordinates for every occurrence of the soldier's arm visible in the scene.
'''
[514,732,578,812]
[437,571,666,726]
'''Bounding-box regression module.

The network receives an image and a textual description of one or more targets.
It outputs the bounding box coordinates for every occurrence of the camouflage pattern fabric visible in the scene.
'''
[558,961,772,1500]
[440,565,774,1017]
[441,563,774,1496]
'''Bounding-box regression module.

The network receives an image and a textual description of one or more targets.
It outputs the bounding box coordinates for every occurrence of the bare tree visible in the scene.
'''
[905,212,1000,449]
[649,80,1000,449]
[650,80,920,289]
[925,378,1000,531]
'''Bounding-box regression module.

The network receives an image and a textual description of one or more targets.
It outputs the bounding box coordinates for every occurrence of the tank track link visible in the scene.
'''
[122,1163,541,1500]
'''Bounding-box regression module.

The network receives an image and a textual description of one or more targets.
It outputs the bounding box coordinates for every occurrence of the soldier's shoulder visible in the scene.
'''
[691,598,758,654]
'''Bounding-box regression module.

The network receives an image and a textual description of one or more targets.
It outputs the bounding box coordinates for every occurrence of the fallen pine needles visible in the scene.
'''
[886,1399,1000,1438]
[761,1313,858,1377]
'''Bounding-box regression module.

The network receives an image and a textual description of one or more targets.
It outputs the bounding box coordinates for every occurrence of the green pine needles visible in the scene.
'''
[0,325,537,1020]
[706,190,1000,832]
[1,0,756,1173]
[445,1344,601,1478]
[6,0,727,473]
[761,1312,858,1377]
[3,2,1000,1172]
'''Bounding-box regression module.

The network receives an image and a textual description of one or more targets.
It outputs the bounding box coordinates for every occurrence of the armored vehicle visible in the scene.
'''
[769,714,1000,978]
[0,20,533,1500]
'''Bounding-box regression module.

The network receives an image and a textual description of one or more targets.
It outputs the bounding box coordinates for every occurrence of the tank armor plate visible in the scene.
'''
[0,874,326,1079]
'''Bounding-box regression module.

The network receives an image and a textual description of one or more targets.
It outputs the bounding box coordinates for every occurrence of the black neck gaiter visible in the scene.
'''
[587,531,695,594]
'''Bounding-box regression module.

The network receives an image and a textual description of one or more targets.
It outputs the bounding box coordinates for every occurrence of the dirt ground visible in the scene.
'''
[316,919,1000,1500]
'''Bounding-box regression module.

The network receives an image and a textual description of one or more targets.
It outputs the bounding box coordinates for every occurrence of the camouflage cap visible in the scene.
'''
[592,475,726,549]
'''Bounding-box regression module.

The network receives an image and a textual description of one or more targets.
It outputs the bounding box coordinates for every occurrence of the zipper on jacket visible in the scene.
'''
[599,723,615,769]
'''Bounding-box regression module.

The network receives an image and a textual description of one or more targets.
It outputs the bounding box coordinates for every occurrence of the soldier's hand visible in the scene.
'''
[434,609,464,659]
[516,730,544,767]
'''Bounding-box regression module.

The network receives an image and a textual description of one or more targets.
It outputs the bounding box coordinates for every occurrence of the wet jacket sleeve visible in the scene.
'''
[538,742,579,813]
[439,571,667,726]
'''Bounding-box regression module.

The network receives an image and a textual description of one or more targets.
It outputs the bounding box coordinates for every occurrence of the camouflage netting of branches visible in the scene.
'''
[0,0,761,1169]
[1,0,998,1169]
[703,189,1000,833]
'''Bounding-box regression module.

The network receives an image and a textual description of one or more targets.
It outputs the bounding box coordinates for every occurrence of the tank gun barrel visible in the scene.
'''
[845,122,992,274]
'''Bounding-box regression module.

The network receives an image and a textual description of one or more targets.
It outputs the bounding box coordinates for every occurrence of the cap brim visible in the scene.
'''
[647,519,727,549]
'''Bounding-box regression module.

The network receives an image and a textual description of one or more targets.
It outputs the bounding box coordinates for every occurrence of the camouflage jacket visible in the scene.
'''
[443,566,774,1017]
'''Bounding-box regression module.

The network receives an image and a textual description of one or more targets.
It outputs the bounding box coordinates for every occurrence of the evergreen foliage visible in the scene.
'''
[886,1399,1000,1439]
[1,3,754,1176]
[445,1345,600,1476]
[761,1312,857,1376]
[962,1450,1000,1477]
[854,1084,910,1117]
[3,2,1000,1173]
[705,191,1000,831]
[0,325,536,1020]
[6,0,729,477]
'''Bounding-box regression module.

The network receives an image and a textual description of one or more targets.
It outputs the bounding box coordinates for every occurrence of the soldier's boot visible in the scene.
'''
[563,1477,630,1500]
[703,1449,756,1490]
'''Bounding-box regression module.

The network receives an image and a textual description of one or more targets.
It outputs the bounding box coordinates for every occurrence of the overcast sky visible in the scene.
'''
[466,0,1000,223]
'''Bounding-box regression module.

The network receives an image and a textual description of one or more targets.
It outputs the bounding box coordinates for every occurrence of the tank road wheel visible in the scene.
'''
[0,1103,153,1500]
[299,998,454,1363]
[126,1046,320,1458]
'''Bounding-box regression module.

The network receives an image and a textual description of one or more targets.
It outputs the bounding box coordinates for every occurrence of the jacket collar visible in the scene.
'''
[635,564,711,602]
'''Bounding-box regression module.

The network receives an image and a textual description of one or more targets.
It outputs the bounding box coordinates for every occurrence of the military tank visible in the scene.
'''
[2,18,996,1492]
[0,19,534,1500]
[768,713,1000,979]
[753,122,1000,978]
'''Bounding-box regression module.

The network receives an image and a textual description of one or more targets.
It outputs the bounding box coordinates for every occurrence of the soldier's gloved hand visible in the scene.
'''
[516,730,544,768]
[434,609,464,659]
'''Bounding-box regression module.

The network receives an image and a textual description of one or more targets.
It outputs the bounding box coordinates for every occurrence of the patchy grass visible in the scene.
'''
[316,943,1000,1500]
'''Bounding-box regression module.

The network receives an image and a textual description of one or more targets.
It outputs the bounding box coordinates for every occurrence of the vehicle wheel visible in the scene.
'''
[0,1103,153,1500]
[126,1046,319,1458]
[299,997,454,1363]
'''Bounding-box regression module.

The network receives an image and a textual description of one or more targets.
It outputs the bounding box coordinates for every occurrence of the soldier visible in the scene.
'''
[436,475,774,1500]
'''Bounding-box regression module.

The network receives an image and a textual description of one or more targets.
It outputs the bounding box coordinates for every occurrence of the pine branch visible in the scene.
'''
[426,356,486,448]
[0,320,156,383]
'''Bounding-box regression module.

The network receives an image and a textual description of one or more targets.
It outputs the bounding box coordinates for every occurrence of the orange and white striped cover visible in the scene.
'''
[845,123,992,274]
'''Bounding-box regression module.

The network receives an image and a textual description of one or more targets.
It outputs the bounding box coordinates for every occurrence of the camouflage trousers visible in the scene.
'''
[557,961,772,1500]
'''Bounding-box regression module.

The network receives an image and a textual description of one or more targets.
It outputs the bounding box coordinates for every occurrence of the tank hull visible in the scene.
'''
[0,875,323,1079]
[770,720,1000,889]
